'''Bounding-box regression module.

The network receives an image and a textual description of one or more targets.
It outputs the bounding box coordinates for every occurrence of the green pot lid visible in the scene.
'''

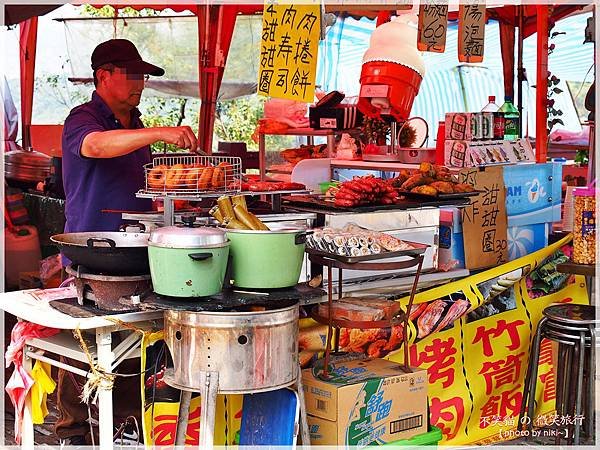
[149,226,228,248]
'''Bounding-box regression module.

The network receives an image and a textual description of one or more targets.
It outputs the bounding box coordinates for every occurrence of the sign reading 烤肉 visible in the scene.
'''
[258,2,320,102]
[417,0,449,53]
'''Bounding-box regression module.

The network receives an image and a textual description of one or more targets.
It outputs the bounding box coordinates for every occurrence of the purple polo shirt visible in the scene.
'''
[62,91,152,232]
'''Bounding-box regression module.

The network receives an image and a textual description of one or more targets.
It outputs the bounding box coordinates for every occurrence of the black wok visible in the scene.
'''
[51,231,150,275]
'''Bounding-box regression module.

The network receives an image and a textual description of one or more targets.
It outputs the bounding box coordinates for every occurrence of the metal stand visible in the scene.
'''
[172,367,309,448]
[308,251,426,377]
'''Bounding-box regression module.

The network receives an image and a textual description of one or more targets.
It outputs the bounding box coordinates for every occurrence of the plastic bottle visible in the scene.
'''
[481,96,504,140]
[498,96,519,140]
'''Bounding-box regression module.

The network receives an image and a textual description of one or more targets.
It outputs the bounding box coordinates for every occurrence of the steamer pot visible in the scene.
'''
[164,302,299,393]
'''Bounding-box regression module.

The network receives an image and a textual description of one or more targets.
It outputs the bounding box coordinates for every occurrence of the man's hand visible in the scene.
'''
[158,126,199,153]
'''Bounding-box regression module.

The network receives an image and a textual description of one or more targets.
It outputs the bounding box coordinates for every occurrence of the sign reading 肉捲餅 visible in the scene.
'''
[417,0,449,53]
[459,166,508,269]
[458,3,485,63]
[258,2,320,102]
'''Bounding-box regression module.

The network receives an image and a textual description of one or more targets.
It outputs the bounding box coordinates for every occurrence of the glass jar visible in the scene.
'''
[572,187,596,265]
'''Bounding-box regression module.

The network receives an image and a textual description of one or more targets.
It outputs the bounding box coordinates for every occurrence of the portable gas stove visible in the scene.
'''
[65,265,152,311]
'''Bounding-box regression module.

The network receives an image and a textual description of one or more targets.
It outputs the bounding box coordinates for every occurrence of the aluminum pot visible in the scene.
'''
[4,147,51,183]
[164,302,298,393]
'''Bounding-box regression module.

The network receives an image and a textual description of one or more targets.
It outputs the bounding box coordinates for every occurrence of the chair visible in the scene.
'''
[518,304,597,444]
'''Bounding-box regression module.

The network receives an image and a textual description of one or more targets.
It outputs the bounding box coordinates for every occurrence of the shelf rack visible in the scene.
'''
[306,245,427,378]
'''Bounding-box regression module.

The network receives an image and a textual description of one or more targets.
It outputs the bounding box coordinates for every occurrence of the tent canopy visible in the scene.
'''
[10,2,586,155]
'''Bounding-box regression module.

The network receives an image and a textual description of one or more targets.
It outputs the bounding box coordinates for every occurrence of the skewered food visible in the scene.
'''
[333,175,398,208]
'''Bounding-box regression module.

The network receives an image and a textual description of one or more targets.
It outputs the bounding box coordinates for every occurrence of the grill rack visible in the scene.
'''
[141,155,242,196]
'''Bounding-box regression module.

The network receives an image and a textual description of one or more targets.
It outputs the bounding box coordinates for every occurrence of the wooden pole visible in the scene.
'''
[535,5,549,163]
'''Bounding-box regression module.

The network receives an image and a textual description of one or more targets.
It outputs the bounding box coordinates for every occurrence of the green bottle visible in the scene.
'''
[498,96,519,140]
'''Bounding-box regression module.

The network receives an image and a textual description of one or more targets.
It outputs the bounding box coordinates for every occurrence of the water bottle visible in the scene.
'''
[482,96,505,140]
[498,96,519,140]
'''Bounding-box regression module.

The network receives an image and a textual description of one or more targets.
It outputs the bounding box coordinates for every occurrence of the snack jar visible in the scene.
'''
[572,187,596,265]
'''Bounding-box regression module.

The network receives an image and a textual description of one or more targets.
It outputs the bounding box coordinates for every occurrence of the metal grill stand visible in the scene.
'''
[307,248,427,377]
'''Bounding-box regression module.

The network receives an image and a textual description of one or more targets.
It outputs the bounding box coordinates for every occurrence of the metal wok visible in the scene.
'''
[51,231,150,275]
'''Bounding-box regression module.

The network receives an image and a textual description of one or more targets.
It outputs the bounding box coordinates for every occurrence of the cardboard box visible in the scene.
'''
[303,358,428,446]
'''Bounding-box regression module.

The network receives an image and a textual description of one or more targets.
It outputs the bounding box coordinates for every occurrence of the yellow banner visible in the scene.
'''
[299,235,589,445]
[140,331,243,446]
[258,2,320,102]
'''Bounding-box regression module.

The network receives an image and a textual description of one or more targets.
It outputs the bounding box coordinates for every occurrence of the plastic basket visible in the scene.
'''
[382,425,443,447]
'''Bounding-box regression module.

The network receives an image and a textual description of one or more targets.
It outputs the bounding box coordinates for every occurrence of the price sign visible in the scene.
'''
[458,3,486,63]
[258,1,320,102]
[459,166,508,269]
[417,1,449,53]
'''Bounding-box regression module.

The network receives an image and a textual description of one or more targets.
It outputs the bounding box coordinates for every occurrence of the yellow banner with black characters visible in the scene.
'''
[258,2,320,102]
[139,331,243,446]
[299,234,588,445]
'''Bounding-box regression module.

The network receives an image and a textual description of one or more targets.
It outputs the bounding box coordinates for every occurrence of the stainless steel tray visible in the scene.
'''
[306,241,428,263]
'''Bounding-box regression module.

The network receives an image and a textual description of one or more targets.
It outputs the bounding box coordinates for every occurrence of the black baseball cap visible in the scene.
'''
[91,39,165,76]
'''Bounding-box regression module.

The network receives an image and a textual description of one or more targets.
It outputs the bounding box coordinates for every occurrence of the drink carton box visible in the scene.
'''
[303,358,428,446]
[445,112,474,140]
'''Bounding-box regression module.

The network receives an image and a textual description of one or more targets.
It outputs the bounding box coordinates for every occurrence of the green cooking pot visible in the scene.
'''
[148,225,229,297]
[225,228,306,289]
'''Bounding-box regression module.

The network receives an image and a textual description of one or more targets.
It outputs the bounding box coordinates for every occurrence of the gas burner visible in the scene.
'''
[65,265,152,311]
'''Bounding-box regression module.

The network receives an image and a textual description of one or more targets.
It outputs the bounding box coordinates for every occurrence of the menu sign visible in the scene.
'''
[258,1,320,102]
[458,3,485,63]
[459,166,508,269]
[417,0,449,53]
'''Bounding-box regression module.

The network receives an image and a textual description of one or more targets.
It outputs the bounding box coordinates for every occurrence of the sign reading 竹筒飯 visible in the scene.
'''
[258,2,320,102]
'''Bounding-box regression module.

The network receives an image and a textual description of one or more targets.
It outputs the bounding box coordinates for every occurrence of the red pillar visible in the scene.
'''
[19,17,38,149]
[535,5,549,162]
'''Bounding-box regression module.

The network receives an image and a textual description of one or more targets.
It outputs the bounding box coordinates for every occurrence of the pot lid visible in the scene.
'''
[5,147,51,168]
[149,225,228,248]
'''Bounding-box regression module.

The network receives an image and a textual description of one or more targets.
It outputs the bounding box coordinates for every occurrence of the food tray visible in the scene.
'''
[142,155,242,195]
[282,194,471,213]
[309,304,405,330]
[398,190,481,201]
[306,241,428,263]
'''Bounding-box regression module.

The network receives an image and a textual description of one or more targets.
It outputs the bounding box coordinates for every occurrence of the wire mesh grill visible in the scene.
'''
[142,155,242,196]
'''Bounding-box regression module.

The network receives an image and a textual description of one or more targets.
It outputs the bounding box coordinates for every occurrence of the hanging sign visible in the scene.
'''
[258,2,320,102]
[459,166,508,269]
[417,1,449,53]
[458,3,486,63]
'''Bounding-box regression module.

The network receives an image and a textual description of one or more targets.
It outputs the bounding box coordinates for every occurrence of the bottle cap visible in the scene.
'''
[504,95,513,102]
[489,96,495,102]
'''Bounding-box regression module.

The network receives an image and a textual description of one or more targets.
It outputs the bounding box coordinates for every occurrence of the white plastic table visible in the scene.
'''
[0,287,163,449]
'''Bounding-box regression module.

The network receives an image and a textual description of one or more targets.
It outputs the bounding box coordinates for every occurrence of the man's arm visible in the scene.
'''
[81,126,198,158]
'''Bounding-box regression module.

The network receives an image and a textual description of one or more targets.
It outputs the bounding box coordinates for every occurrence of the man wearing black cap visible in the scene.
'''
[57,39,196,445]
[62,38,198,234]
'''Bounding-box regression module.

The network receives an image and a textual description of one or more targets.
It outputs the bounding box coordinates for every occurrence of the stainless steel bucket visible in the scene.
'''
[164,304,299,393]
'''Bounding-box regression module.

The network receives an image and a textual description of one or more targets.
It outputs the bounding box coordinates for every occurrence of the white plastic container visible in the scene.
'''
[5,225,42,288]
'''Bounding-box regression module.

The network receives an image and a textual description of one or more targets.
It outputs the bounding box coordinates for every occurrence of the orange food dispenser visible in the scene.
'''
[357,16,425,122]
